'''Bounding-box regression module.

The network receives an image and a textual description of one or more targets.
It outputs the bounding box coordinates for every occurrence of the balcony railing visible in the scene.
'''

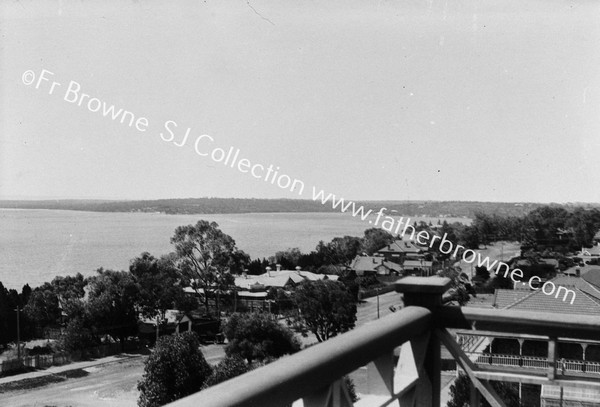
[166,276,600,407]
[470,353,600,375]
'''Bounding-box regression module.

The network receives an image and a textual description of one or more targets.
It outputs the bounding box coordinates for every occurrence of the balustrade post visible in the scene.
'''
[396,277,451,407]
[548,337,557,380]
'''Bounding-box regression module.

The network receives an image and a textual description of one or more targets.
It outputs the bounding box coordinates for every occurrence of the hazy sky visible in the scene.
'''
[2,0,599,203]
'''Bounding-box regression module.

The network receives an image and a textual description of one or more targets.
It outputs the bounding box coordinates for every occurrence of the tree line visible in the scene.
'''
[0,219,360,353]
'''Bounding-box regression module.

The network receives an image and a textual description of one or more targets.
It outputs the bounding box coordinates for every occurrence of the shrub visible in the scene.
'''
[292,280,357,342]
[224,313,301,363]
[203,355,250,388]
[137,332,212,407]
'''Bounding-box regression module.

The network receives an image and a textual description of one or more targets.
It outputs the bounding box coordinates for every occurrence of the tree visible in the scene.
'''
[59,317,95,351]
[223,312,301,363]
[314,236,364,266]
[474,266,490,281]
[0,282,15,346]
[437,268,473,306]
[24,282,61,328]
[292,280,357,342]
[362,228,394,255]
[203,355,250,388]
[447,373,519,407]
[87,268,140,349]
[137,332,212,407]
[270,248,304,269]
[130,252,191,340]
[171,220,247,315]
[50,273,88,320]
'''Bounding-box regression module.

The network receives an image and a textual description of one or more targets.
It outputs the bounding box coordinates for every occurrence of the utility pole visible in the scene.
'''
[156,315,160,343]
[14,307,23,361]
[377,288,380,319]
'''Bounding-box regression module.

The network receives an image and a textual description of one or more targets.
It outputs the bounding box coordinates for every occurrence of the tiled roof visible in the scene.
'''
[504,288,600,316]
[492,289,531,309]
[234,270,336,290]
[581,267,600,290]
[378,240,422,254]
[490,265,600,315]
[349,256,402,272]
[582,245,600,256]
[493,271,600,316]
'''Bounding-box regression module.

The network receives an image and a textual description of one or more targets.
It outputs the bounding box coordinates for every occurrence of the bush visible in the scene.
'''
[292,280,357,342]
[137,332,212,407]
[58,318,96,352]
[203,355,250,388]
[224,313,301,363]
[447,373,519,407]
[343,375,358,402]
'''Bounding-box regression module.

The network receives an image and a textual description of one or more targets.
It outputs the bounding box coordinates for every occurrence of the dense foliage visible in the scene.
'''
[87,269,139,349]
[137,332,212,407]
[0,282,32,347]
[171,220,248,315]
[203,355,250,388]
[292,279,357,342]
[130,253,194,330]
[223,312,301,363]
[447,373,519,407]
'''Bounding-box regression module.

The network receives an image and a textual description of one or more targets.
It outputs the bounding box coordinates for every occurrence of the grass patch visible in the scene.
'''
[0,368,89,393]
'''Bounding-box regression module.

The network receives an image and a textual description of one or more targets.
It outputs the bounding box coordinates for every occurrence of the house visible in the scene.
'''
[578,243,600,257]
[138,310,194,336]
[234,266,337,291]
[556,227,575,241]
[487,268,600,406]
[377,239,424,264]
[538,258,559,271]
[401,259,434,276]
[138,309,221,343]
[348,255,402,276]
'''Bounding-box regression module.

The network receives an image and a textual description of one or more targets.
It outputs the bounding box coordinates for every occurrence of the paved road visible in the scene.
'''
[356,290,403,326]
[453,241,521,277]
[0,344,226,407]
[0,291,429,407]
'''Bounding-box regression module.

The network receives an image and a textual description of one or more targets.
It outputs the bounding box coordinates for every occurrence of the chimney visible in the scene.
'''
[266,266,272,277]
[243,268,248,279]
[576,267,580,277]
[295,266,302,275]
[276,264,282,272]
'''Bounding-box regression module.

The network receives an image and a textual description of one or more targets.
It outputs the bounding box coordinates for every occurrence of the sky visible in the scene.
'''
[1,0,599,203]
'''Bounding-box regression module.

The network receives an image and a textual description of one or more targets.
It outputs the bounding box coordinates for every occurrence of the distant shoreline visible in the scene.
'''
[0,198,582,218]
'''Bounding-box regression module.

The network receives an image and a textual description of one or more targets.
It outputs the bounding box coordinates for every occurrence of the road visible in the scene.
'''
[453,241,521,277]
[0,345,226,407]
[356,290,403,326]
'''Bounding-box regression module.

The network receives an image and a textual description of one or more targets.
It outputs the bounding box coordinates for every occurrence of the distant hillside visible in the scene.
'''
[2,198,598,218]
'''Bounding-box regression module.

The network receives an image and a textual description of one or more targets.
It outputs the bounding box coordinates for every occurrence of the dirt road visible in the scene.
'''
[0,345,226,407]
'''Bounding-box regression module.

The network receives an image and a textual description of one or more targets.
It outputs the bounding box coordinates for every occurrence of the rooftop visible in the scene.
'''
[234,269,337,290]
[377,240,423,254]
[349,256,402,273]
